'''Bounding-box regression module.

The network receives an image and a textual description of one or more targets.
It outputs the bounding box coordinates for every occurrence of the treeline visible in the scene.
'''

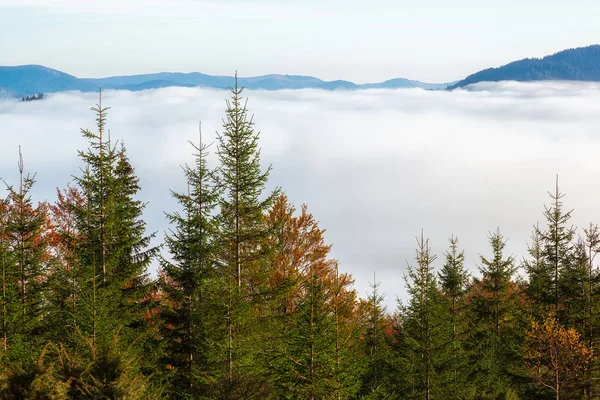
[0,82,599,400]
[20,93,44,102]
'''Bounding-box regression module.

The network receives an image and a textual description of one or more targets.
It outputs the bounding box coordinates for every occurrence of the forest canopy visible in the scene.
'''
[0,81,598,400]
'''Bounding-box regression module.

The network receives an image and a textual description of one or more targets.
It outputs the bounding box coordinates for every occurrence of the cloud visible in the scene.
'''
[2,81,600,309]
[0,0,330,19]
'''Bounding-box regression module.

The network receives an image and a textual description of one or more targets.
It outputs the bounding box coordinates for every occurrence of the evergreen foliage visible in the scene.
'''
[3,84,600,399]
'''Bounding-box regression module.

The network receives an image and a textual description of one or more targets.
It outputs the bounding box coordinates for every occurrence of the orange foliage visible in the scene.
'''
[264,195,357,318]
[524,315,594,398]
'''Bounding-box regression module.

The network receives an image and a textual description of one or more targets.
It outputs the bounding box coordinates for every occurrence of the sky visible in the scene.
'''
[1,0,600,83]
[2,82,600,308]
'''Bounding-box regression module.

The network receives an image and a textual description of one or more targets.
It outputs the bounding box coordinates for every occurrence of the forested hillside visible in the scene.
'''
[1,82,600,400]
[451,45,600,89]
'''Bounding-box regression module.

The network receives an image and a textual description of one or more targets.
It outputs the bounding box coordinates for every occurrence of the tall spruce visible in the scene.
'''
[215,75,279,398]
[400,231,444,400]
[160,125,223,398]
[535,176,576,321]
[3,147,49,363]
[357,273,395,399]
[468,229,521,398]
[68,92,159,394]
[582,223,600,398]
[437,234,470,398]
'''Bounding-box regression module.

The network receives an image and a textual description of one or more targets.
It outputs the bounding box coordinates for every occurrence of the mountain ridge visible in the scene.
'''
[450,44,600,89]
[0,65,453,98]
[4,44,600,98]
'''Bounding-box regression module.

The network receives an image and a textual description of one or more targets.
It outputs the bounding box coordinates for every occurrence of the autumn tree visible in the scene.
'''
[2,147,49,364]
[524,315,594,399]
[45,186,84,344]
[262,195,359,399]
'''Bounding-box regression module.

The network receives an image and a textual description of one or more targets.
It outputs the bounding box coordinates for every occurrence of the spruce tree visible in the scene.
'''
[582,223,600,399]
[437,234,470,399]
[2,147,49,364]
[399,231,444,400]
[468,229,522,398]
[357,274,395,399]
[214,75,279,398]
[534,176,576,321]
[160,126,223,398]
[66,93,160,394]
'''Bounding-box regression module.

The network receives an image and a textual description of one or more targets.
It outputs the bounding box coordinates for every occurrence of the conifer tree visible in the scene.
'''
[357,274,395,399]
[400,231,444,400]
[468,229,522,398]
[3,147,49,364]
[437,234,470,398]
[160,126,223,398]
[214,75,279,398]
[64,92,160,394]
[534,176,576,321]
[582,223,600,399]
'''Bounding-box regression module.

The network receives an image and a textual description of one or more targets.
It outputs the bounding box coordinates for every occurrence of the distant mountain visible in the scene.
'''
[450,45,600,89]
[0,65,98,97]
[362,78,454,90]
[0,65,454,98]
[319,80,359,90]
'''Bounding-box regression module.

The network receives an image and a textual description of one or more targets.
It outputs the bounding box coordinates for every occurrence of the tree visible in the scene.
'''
[399,231,444,400]
[262,196,359,399]
[536,176,576,319]
[467,229,522,398]
[524,315,594,400]
[64,92,160,394]
[46,186,85,343]
[356,274,395,399]
[160,125,223,398]
[214,75,279,398]
[2,147,49,364]
[437,234,470,398]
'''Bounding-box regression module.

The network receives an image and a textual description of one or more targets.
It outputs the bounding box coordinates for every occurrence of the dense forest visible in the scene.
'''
[0,81,599,400]
[450,44,600,89]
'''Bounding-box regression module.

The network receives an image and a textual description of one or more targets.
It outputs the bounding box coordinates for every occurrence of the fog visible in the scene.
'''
[2,81,600,309]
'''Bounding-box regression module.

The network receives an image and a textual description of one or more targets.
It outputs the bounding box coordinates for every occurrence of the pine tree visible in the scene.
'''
[62,92,160,394]
[468,228,522,398]
[160,126,223,398]
[537,176,576,320]
[437,234,470,399]
[214,75,279,398]
[2,147,49,364]
[400,231,444,400]
[582,223,600,399]
[357,274,395,399]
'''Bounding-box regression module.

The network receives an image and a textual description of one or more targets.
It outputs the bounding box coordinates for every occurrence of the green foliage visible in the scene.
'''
[467,229,524,399]
[213,76,280,398]
[5,84,600,400]
[159,128,224,398]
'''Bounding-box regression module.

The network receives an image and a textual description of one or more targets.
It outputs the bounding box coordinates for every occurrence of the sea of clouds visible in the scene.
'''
[1,81,600,309]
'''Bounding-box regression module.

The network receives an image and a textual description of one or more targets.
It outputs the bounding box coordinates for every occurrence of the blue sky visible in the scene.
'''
[1,0,599,82]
